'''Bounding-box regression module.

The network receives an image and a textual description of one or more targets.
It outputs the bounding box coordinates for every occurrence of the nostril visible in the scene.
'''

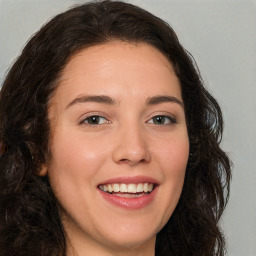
[119,158,129,163]
[118,158,147,165]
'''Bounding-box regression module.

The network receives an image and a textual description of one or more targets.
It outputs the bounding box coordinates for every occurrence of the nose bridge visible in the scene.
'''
[112,120,151,165]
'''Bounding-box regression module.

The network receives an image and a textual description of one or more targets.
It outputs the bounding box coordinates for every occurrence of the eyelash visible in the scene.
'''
[80,114,176,126]
[147,115,177,125]
[80,115,109,125]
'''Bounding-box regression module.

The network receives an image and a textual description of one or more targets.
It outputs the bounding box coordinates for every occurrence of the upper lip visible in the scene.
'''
[98,175,160,186]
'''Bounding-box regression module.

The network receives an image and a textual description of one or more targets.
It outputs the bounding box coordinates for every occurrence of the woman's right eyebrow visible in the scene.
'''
[65,94,117,109]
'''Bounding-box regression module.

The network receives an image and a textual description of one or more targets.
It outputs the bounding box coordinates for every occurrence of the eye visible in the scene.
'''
[81,115,109,125]
[147,115,176,125]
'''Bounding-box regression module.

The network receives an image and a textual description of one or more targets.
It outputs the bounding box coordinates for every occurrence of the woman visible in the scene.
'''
[0,1,231,255]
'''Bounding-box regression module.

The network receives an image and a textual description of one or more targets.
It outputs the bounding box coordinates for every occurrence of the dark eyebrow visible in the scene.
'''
[66,95,116,109]
[146,95,184,107]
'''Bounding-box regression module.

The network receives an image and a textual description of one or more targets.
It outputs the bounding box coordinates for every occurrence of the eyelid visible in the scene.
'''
[78,112,110,125]
[146,113,177,125]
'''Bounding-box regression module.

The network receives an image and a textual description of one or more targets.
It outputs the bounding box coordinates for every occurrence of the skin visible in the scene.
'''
[42,41,189,256]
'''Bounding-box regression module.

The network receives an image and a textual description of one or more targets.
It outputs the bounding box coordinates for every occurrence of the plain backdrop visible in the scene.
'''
[0,0,255,255]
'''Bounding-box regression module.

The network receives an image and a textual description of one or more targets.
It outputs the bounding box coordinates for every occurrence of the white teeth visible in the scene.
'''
[120,184,128,192]
[148,183,153,192]
[128,184,137,193]
[136,183,144,193]
[99,183,155,194]
[107,184,113,193]
[113,184,119,192]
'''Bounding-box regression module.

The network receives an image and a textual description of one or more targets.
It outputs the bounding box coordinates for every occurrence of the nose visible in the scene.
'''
[112,125,151,165]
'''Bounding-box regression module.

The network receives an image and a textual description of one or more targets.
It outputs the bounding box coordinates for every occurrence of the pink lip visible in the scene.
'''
[97,175,159,210]
[98,186,158,210]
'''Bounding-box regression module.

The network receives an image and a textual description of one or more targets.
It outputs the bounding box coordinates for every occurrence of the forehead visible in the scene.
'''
[51,41,181,109]
[60,41,175,83]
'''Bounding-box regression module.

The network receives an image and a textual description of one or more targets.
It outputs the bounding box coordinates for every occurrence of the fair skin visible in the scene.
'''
[42,41,189,256]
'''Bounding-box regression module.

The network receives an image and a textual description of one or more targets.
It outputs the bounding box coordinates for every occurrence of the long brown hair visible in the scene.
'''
[0,1,231,255]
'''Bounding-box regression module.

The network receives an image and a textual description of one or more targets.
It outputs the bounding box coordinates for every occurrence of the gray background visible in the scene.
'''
[0,0,255,255]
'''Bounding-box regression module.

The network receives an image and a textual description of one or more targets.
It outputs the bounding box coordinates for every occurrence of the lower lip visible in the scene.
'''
[98,187,158,210]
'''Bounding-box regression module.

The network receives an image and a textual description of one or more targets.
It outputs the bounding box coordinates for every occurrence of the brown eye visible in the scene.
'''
[148,115,176,125]
[82,116,108,125]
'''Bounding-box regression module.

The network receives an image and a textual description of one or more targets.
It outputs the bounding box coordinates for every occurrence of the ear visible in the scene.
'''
[38,164,48,176]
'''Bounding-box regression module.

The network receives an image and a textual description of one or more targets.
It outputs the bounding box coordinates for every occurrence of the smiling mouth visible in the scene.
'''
[98,183,156,197]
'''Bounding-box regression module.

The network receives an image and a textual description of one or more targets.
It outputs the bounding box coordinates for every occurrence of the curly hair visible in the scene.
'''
[0,1,231,255]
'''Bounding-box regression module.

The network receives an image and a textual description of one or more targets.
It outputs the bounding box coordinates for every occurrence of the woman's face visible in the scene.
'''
[45,41,189,254]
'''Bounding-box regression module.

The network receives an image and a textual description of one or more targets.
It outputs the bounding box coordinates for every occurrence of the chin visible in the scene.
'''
[105,235,156,252]
[102,224,159,250]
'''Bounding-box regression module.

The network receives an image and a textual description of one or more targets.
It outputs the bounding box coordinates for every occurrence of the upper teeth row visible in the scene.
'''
[99,183,154,193]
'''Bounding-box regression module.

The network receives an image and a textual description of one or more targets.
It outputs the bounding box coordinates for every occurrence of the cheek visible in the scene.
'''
[165,138,189,190]
[49,129,110,179]
[147,133,189,226]
[47,130,111,214]
[152,132,189,174]
[155,133,189,195]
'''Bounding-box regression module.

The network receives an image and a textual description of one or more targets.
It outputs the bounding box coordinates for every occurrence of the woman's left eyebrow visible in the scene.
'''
[146,95,184,108]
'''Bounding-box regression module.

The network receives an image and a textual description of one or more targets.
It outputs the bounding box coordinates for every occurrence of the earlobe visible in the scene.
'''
[38,164,48,176]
